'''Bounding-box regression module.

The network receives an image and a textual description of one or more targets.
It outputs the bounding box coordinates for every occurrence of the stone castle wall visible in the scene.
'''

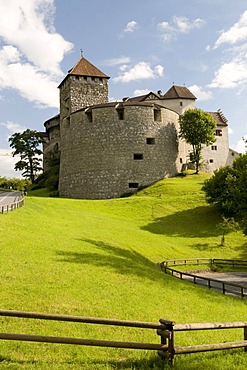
[59,104,180,199]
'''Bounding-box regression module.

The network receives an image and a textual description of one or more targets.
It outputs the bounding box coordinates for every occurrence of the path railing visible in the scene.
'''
[0,193,25,213]
[0,310,246,366]
[160,259,247,299]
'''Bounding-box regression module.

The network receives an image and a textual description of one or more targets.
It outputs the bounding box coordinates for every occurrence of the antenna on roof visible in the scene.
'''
[80,49,83,57]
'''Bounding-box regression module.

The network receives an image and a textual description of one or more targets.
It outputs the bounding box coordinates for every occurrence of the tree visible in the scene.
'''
[179,108,217,174]
[202,153,247,235]
[216,217,240,246]
[9,129,44,183]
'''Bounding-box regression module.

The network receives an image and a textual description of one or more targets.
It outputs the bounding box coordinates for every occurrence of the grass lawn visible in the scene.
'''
[0,173,246,369]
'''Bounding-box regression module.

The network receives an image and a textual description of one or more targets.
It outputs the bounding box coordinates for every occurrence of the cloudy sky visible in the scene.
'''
[1,0,247,177]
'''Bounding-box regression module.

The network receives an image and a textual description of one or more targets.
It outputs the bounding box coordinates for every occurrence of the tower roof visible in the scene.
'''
[163,85,197,100]
[68,57,109,78]
[58,56,109,88]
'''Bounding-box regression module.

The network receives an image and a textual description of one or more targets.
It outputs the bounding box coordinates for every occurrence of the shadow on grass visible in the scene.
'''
[56,238,163,282]
[141,206,221,238]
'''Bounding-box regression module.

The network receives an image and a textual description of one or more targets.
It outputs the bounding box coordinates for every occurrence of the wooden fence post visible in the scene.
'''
[159,319,175,365]
[244,327,247,352]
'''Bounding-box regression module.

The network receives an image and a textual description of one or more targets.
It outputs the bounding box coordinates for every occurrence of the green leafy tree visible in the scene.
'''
[203,153,247,235]
[179,108,217,174]
[216,216,240,246]
[9,129,44,183]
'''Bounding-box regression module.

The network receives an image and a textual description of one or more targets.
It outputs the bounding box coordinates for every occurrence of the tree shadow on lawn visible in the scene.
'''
[141,205,221,238]
[56,238,164,282]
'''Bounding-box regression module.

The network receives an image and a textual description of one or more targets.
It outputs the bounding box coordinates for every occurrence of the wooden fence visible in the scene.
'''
[0,310,247,366]
[160,259,247,299]
[1,194,24,213]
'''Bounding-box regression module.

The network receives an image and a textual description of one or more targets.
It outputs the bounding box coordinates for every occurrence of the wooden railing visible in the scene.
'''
[160,259,247,299]
[1,194,25,213]
[0,310,246,366]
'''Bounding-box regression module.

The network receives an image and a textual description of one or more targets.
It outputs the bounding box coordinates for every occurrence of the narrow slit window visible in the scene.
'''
[134,153,143,160]
[146,138,155,145]
[211,145,217,150]
[129,183,139,188]
[154,109,161,122]
[117,109,124,120]
[86,111,93,123]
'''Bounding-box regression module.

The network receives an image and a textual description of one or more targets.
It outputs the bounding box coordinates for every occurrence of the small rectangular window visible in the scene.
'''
[209,159,214,163]
[180,101,183,106]
[129,183,139,188]
[215,129,222,136]
[154,109,161,122]
[146,138,155,145]
[117,109,124,120]
[211,145,217,150]
[180,158,183,163]
[134,153,143,160]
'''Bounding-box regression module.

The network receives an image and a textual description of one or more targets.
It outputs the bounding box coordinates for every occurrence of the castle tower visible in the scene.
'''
[161,85,197,114]
[58,56,110,124]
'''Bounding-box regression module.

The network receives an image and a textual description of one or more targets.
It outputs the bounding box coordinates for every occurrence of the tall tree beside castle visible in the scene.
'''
[9,129,44,183]
[179,108,217,174]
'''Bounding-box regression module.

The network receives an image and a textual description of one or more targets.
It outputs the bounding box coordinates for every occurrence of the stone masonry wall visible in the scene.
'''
[59,104,180,199]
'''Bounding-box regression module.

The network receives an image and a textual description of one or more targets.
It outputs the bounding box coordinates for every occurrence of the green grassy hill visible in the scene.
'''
[0,173,246,369]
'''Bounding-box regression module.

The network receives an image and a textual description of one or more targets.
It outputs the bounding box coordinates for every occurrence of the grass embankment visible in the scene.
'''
[0,173,246,369]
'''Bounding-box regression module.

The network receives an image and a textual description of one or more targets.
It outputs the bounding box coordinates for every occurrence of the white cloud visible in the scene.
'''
[209,56,247,89]
[133,89,151,96]
[214,11,247,49]
[0,0,73,75]
[188,85,213,101]
[124,21,139,33]
[0,120,26,135]
[235,137,246,154]
[0,0,73,108]
[0,149,21,178]
[103,56,131,66]
[158,16,205,42]
[113,62,164,83]
[0,46,59,108]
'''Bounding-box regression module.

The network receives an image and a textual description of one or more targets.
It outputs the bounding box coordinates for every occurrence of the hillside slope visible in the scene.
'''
[0,173,246,369]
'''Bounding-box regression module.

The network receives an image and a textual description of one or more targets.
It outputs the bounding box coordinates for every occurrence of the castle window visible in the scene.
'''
[180,102,183,106]
[117,109,124,120]
[129,182,139,188]
[146,137,155,145]
[154,109,161,122]
[215,129,222,136]
[180,158,183,163]
[211,145,217,150]
[209,159,214,163]
[91,77,95,82]
[134,153,143,160]
[86,111,93,123]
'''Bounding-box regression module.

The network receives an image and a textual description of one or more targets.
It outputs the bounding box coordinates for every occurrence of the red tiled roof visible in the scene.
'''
[68,57,109,78]
[163,85,197,100]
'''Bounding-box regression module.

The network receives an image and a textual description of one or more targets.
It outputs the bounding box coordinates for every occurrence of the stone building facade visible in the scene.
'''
[44,56,237,199]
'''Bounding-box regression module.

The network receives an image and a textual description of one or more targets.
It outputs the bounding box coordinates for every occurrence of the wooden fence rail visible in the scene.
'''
[0,310,247,366]
[1,196,25,214]
[160,259,247,299]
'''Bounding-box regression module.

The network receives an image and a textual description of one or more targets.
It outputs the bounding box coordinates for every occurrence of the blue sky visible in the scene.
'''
[1,0,247,177]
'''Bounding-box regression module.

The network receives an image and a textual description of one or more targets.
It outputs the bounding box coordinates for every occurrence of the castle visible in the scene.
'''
[43,56,238,199]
